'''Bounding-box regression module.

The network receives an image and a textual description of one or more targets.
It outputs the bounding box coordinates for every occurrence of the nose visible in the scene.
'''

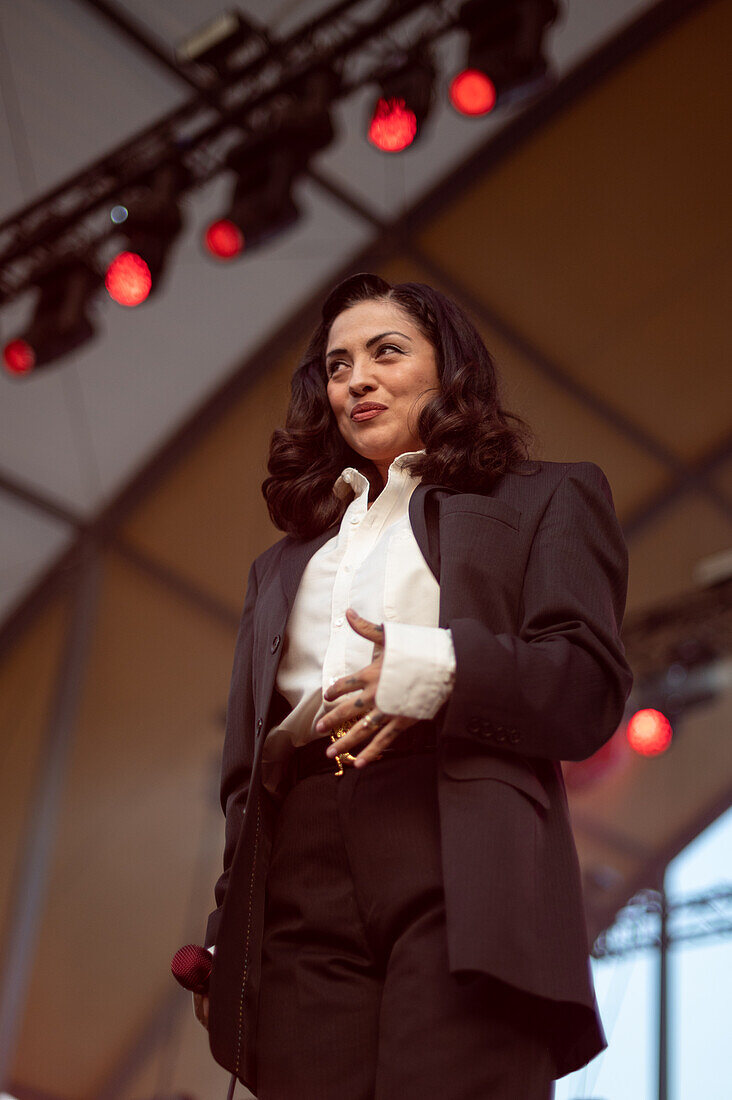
[348,358,378,397]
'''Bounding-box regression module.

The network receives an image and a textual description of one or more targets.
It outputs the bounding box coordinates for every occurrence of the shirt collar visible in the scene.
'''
[332,450,425,499]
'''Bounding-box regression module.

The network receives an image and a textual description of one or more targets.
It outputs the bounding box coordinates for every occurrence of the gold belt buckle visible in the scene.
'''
[329,715,359,776]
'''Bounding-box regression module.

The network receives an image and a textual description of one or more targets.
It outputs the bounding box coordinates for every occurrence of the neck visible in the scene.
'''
[373,452,406,485]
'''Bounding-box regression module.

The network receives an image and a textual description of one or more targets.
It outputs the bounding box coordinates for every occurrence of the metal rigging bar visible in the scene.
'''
[0,0,454,301]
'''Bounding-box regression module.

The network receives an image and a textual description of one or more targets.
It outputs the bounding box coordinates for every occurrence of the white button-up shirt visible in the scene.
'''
[260,452,456,792]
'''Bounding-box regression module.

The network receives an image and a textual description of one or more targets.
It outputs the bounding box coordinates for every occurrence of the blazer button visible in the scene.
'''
[467,717,481,735]
[509,730,520,743]
[270,634,281,654]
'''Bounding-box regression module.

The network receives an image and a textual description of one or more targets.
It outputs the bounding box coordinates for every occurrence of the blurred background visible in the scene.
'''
[0,1,730,1097]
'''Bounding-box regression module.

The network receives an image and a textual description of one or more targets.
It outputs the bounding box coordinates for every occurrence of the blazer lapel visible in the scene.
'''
[409,482,457,584]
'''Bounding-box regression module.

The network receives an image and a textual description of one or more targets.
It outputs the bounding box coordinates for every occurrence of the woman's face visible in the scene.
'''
[325,298,439,479]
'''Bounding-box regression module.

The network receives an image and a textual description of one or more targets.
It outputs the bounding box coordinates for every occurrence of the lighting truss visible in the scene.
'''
[593,885,732,958]
[0,0,465,306]
[621,576,732,683]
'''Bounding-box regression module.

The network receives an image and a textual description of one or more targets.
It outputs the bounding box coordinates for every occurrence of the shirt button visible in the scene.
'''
[349,515,359,524]
[334,616,344,627]
[270,634,281,653]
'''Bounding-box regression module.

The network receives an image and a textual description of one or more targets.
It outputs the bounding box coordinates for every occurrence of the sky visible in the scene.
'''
[556,807,732,1100]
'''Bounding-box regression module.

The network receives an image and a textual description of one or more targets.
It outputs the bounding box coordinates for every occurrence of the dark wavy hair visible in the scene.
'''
[263,272,536,537]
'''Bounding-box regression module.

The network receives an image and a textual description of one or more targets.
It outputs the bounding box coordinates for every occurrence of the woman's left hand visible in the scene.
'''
[316,608,418,767]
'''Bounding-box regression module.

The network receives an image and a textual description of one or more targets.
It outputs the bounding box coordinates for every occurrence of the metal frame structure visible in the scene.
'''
[0,0,727,663]
[0,0,457,302]
[0,0,730,1096]
[593,884,732,1100]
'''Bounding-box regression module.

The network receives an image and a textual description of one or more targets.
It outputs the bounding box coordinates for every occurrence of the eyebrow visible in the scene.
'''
[325,331,412,360]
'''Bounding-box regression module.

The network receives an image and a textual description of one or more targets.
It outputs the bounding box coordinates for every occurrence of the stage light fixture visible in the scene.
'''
[204,68,338,258]
[367,51,436,152]
[107,161,185,303]
[448,68,496,117]
[624,638,723,753]
[105,250,153,307]
[176,9,261,77]
[626,708,673,757]
[452,0,559,115]
[2,260,99,375]
[204,218,244,261]
[214,143,301,255]
[3,338,35,376]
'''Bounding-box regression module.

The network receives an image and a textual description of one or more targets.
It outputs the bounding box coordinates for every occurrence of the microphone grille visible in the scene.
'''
[171,943,213,993]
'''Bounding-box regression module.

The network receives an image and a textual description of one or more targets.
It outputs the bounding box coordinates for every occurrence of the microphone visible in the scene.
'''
[171,944,213,994]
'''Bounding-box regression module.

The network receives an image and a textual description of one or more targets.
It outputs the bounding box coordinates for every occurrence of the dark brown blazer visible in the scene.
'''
[204,458,633,1089]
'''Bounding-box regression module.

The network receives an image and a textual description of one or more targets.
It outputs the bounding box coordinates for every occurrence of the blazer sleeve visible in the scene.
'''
[442,462,633,761]
[204,557,259,948]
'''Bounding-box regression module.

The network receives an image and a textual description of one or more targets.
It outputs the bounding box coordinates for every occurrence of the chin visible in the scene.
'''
[343,426,385,449]
[349,437,398,459]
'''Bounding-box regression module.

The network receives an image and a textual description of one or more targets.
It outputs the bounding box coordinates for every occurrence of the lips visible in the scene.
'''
[351,403,387,421]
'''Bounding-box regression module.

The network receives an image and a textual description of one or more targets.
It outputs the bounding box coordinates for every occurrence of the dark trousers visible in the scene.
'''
[255,750,556,1100]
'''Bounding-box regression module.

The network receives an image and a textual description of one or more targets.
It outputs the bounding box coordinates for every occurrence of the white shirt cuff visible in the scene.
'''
[375,623,456,719]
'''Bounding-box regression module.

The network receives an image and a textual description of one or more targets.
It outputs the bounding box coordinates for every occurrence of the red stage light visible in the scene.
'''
[3,338,36,375]
[105,251,152,306]
[204,219,244,260]
[626,708,673,756]
[449,69,496,116]
[368,97,417,152]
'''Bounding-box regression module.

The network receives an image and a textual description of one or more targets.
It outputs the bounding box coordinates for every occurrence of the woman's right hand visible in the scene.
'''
[193,991,210,1030]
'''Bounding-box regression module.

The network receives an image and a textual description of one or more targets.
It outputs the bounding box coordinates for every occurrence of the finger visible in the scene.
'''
[325,708,388,756]
[354,717,403,766]
[354,715,419,766]
[345,608,385,645]
[315,695,373,735]
[193,992,209,1029]
[323,672,368,702]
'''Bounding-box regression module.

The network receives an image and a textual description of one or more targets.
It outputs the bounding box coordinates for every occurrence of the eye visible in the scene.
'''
[326,344,402,379]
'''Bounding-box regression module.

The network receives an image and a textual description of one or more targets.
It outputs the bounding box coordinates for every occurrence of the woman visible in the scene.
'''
[195,272,633,1099]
